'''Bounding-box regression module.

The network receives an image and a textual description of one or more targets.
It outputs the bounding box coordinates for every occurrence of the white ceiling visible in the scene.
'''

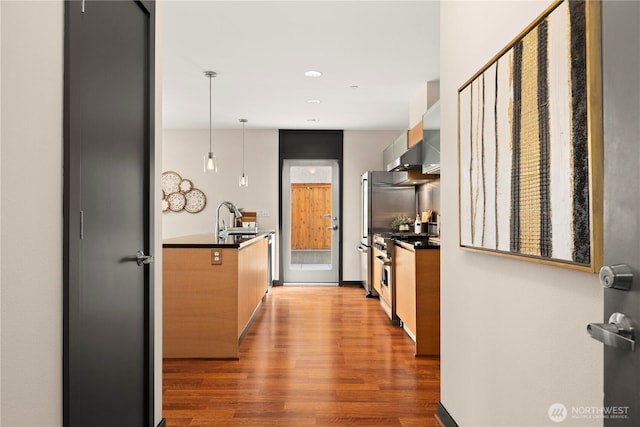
[162,1,440,131]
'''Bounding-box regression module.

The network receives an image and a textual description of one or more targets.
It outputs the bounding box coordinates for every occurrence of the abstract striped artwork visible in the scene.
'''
[458,0,601,269]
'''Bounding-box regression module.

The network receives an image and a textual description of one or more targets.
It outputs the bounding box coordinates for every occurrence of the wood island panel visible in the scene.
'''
[163,247,239,358]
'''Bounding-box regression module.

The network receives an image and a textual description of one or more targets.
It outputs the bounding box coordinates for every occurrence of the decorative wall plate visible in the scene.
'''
[167,192,186,212]
[162,197,169,212]
[179,178,193,193]
[162,171,181,194]
[184,189,207,213]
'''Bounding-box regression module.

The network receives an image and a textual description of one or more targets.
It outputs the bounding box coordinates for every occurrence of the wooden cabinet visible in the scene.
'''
[394,243,440,356]
[408,121,423,147]
[395,245,417,335]
[240,237,268,337]
[163,235,270,359]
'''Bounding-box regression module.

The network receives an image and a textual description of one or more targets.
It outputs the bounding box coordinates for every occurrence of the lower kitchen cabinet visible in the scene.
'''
[394,242,440,356]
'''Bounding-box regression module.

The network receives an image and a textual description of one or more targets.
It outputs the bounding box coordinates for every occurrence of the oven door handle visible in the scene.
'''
[375,255,391,266]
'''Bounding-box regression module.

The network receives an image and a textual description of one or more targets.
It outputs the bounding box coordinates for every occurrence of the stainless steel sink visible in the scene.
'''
[219,227,258,236]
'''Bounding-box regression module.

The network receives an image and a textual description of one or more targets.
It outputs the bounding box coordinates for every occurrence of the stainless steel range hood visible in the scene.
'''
[383,132,424,172]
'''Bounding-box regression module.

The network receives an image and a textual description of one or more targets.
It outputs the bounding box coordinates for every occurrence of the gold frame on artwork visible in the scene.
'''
[457,0,602,272]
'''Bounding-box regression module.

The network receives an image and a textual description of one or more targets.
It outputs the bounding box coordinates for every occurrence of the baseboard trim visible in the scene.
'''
[437,401,459,427]
[341,280,363,287]
[156,418,167,427]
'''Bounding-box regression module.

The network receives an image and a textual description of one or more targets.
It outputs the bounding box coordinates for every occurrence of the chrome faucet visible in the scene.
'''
[215,201,243,239]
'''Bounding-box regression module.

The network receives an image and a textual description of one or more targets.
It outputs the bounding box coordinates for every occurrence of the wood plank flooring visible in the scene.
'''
[163,285,440,426]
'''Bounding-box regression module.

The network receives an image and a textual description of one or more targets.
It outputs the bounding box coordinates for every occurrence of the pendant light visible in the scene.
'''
[203,71,217,172]
[239,118,249,187]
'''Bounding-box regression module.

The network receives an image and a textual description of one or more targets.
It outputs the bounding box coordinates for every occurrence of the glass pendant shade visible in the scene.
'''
[204,151,217,172]
[239,173,249,187]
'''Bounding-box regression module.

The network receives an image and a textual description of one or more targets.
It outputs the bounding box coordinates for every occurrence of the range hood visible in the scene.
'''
[383,132,424,172]
[383,98,440,175]
[391,169,438,186]
[386,140,423,172]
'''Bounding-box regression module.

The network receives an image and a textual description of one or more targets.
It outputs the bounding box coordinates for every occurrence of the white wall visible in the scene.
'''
[163,129,398,282]
[162,128,280,238]
[0,2,3,420]
[440,2,603,426]
[1,1,63,425]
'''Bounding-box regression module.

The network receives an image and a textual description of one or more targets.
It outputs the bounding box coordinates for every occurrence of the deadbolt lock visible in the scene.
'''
[599,264,633,291]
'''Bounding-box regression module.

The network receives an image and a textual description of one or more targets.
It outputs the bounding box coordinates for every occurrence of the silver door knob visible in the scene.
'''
[587,312,636,352]
[599,264,633,290]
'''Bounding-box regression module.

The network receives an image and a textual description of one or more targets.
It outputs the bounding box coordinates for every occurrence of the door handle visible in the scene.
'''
[327,225,338,230]
[135,250,154,266]
[375,255,391,266]
[587,312,635,352]
[599,264,633,290]
[357,246,367,253]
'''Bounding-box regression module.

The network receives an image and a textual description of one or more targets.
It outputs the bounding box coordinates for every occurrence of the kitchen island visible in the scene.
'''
[163,231,273,359]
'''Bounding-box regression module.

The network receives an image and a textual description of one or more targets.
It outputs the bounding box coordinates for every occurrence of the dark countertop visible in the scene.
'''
[394,238,440,251]
[163,231,274,249]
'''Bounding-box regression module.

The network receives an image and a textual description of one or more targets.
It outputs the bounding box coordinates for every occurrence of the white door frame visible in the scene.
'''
[281,159,340,284]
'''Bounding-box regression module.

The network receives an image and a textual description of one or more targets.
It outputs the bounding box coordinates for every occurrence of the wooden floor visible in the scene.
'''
[163,285,441,426]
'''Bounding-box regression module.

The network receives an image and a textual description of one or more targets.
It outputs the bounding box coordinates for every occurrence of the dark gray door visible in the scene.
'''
[588,1,640,426]
[64,1,155,426]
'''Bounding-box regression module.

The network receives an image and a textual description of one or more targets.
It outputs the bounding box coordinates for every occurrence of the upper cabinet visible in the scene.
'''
[422,100,440,174]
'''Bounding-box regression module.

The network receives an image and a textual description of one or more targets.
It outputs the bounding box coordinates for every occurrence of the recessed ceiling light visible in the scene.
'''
[306,118,319,122]
[304,70,322,78]
[350,85,359,89]
[307,99,321,104]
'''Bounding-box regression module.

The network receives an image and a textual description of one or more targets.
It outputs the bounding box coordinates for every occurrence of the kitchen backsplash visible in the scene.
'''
[417,180,440,221]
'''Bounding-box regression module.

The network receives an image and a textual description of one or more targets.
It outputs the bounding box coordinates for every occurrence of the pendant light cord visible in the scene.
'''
[242,120,245,173]
[209,74,212,152]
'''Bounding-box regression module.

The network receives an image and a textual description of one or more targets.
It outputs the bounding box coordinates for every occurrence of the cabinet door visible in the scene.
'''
[238,247,250,336]
[395,245,416,336]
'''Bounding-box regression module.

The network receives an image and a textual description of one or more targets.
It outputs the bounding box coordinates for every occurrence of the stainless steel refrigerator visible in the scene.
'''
[358,171,416,296]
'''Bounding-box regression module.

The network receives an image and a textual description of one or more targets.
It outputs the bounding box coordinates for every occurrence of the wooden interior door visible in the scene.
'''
[291,183,331,249]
